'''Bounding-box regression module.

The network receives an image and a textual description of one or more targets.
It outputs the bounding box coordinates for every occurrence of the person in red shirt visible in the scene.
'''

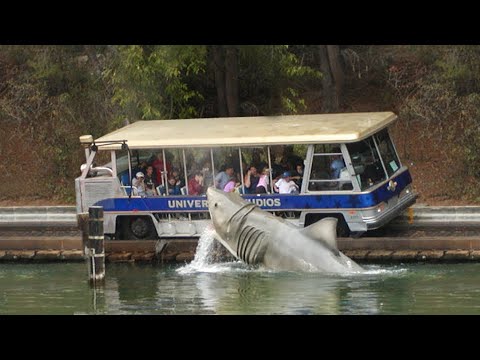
[152,152,172,185]
[188,172,204,195]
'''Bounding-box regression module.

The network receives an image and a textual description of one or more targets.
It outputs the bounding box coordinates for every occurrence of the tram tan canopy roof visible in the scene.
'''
[93,112,397,150]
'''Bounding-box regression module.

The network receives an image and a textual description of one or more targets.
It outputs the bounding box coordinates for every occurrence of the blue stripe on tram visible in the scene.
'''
[95,170,412,212]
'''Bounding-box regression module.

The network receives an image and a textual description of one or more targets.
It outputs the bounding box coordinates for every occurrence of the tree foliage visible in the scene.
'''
[107,45,207,123]
[5,44,480,203]
[107,45,321,122]
[355,45,480,200]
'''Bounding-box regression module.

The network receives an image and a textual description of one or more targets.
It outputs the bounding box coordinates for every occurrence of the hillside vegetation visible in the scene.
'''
[1,45,479,205]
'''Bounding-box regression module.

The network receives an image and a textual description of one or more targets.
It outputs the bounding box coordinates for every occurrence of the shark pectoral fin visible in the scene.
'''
[301,217,340,255]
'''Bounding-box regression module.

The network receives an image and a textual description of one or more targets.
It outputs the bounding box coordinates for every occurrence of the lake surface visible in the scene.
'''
[1,260,480,315]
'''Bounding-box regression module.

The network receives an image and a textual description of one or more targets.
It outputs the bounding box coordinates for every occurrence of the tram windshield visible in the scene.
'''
[347,129,400,191]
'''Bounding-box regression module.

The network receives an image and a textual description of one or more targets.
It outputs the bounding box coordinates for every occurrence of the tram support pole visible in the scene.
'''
[87,206,105,286]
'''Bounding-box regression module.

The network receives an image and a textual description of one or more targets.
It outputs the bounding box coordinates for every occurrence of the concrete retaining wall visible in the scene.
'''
[0,206,77,227]
[2,205,480,228]
[2,205,480,262]
[391,205,480,227]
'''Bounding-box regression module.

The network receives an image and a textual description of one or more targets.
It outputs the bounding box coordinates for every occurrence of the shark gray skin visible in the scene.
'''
[206,187,363,273]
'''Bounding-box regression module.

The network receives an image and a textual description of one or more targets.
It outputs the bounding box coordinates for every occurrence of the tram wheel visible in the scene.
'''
[122,216,157,240]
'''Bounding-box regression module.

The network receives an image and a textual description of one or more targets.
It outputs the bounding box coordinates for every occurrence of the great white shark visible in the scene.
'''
[206,187,363,273]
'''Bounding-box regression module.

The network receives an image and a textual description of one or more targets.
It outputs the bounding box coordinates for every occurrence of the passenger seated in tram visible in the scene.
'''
[330,148,346,179]
[132,161,148,178]
[132,172,147,197]
[214,165,234,191]
[274,171,299,194]
[165,168,182,187]
[152,152,172,185]
[158,176,183,195]
[144,165,158,196]
[223,173,240,193]
[188,171,205,195]
[243,165,260,194]
[292,163,304,189]
[201,160,214,187]
[255,165,270,194]
[327,148,356,190]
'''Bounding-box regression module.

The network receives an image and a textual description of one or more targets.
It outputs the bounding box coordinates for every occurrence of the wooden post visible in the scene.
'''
[87,206,105,286]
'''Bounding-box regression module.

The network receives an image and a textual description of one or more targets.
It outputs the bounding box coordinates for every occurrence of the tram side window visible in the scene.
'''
[308,145,352,191]
[184,148,214,195]
[347,137,386,190]
[212,147,241,192]
[375,129,401,177]
[240,146,269,194]
[157,148,186,196]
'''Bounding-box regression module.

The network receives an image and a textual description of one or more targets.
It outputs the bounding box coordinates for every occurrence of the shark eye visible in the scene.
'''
[214,203,218,207]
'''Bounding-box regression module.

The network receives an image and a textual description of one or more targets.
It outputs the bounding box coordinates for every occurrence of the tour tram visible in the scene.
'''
[75,112,417,239]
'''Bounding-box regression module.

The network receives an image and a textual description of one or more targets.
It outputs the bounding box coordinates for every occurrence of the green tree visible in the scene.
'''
[109,45,321,121]
[107,45,206,124]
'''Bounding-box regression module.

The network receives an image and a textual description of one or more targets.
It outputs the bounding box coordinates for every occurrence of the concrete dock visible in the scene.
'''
[1,237,480,263]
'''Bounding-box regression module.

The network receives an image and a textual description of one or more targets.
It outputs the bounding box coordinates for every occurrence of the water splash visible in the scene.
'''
[356,265,409,276]
[190,227,217,266]
[177,227,245,274]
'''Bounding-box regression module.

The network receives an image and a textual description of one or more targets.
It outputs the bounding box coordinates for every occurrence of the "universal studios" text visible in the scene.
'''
[167,198,282,209]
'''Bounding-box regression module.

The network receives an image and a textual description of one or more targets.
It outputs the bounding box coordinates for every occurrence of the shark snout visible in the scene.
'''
[206,187,223,209]
[206,187,229,233]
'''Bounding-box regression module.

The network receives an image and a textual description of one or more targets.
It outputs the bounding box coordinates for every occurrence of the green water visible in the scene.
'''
[1,262,480,314]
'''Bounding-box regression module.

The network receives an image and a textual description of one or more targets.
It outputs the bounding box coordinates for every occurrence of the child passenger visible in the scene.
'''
[223,174,240,192]
[274,171,299,194]
[255,166,270,194]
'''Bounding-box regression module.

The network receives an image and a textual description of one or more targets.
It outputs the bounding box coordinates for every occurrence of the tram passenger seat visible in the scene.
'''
[121,185,138,196]
[156,185,165,195]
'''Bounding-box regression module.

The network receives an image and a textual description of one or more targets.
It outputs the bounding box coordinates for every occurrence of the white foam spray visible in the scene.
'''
[177,226,244,274]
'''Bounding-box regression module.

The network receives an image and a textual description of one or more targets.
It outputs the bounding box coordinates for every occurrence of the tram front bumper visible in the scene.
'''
[363,191,418,230]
